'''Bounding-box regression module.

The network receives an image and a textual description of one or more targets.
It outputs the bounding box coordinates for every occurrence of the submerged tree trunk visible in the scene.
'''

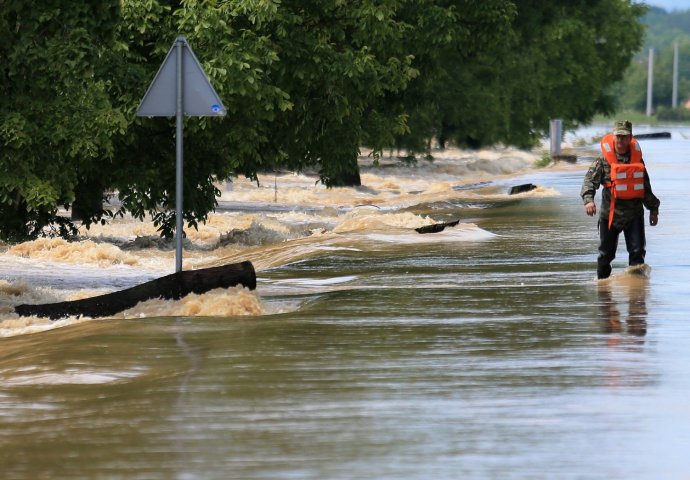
[71,180,106,221]
[323,155,362,187]
[330,169,362,187]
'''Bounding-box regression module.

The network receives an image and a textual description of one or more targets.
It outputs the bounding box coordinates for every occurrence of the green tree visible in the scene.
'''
[386,1,646,150]
[612,6,690,114]
[377,0,517,152]
[109,0,463,237]
[649,40,690,109]
[0,1,124,241]
[0,0,650,242]
[438,0,647,148]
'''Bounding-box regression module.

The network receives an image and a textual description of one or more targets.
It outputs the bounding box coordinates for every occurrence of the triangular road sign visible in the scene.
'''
[136,35,226,117]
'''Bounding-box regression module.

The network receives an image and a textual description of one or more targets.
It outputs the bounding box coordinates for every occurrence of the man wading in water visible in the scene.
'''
[581,120,660,280]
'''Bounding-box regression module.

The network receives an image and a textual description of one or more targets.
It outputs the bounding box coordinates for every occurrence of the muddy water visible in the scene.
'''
[1,126,690,479]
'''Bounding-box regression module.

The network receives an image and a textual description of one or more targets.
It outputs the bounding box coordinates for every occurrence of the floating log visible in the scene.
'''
[509,183,537,195]
[452,181,492,191]
[15,261,256,320]
[416,220,460,234]
[553,154,577,163]
[635,132,671,139]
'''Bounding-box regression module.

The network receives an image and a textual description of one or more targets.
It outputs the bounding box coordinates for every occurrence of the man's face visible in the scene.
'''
[614,134,632,154]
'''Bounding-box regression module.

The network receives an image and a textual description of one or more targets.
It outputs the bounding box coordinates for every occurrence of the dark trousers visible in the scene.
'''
[597,215,646,279]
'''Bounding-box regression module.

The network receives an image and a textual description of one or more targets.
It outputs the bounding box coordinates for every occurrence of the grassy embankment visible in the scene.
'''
[591,110,690,126]
[591,111,658,125]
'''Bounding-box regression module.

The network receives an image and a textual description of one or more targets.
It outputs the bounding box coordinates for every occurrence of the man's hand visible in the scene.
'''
[585,202,596,217]
[650,212,659,226]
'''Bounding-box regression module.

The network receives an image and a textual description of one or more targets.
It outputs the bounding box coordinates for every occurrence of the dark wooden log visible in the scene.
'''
[635,132,671,139]
[509,183,537,195]
[416,220,460,234]
[14,261,256,320]
[553,154,577,163]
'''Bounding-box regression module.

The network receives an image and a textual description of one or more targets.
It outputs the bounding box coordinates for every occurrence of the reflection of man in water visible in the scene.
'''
[581,120,660,279]
[598,281,647,337]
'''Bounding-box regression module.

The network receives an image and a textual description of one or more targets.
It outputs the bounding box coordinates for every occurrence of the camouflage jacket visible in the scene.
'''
[580,151,660,229]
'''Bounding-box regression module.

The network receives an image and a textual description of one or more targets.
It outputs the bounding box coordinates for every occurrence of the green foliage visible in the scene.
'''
[0,0,650,241]
[99,0,430,237]
[656,106,690,122]
[388,1,646,150]
[614,7,690,113]
[640,7,690,54]
[0,1,123,241]
[534,154,553,169]
[382,0,517,151]
[455,1,645,147]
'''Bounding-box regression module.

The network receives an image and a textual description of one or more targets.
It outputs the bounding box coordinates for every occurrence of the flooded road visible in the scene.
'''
[1,125,689,479]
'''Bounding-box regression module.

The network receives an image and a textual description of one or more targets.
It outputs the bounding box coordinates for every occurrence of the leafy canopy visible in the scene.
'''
[1,0,647,241]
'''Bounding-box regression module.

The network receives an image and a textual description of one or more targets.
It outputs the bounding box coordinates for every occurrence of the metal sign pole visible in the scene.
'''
[136,35,226,274]
[175,39,184,273]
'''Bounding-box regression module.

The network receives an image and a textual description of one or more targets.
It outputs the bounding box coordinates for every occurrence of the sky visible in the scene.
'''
[644,0,690,10]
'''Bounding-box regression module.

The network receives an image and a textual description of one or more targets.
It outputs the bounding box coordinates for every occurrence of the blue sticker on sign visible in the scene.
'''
[211,104,222,113]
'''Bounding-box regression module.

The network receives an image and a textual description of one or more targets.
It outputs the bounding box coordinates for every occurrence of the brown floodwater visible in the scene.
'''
[1,125,689,479]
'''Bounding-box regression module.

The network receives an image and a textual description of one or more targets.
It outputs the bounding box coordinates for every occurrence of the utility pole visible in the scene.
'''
[672,42,679,109]
[646,48,654,117]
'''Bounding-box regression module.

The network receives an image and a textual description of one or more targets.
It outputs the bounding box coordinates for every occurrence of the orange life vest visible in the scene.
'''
[600,134,645,228]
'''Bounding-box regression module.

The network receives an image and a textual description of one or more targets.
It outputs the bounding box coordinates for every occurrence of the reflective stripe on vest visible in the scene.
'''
[608,163,645,200]
[616,184,644,192]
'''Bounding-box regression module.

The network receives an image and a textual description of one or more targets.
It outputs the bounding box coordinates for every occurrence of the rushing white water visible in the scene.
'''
[1,146,554,336]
